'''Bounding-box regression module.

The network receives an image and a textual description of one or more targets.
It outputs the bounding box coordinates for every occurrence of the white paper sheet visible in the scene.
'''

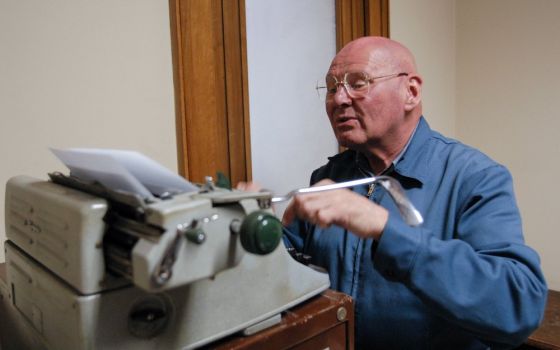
[51,148,198,199]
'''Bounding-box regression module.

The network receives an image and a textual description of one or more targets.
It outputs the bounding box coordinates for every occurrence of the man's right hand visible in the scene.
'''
[282,179,388,240]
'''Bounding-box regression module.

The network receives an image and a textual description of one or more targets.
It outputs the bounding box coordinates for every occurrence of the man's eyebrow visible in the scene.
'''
[326,70,370,76]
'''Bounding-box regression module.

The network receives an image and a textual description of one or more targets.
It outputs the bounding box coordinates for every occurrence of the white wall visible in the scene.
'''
[245,0,339,215]
[0,1,178,263]
[456,0,560,290]
[392,0,560,289]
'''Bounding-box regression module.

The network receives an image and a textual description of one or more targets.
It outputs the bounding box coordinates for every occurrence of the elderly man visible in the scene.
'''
[241,36,547,349]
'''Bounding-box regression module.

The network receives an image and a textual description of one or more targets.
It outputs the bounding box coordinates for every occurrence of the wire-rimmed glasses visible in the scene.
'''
[316,72,408,100]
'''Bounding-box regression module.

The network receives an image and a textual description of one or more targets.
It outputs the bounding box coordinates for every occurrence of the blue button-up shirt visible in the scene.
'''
[284,117,547,349]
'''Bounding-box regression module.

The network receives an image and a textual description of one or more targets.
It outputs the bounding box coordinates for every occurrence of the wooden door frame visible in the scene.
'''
[169,0,388,183]
[169,0,251,185]
[336,0,390,52]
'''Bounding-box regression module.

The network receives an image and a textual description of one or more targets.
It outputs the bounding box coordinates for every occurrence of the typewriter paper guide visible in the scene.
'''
[51,148,198,199]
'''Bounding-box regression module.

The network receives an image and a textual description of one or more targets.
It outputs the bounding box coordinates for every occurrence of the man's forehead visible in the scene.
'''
[327,48,403,76]
[327,60,380,76]
[327,46,389,75]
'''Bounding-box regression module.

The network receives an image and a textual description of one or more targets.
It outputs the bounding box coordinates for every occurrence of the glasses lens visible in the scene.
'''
[319,73,370,99]
[325,76,338,94]
[345,72,369,98]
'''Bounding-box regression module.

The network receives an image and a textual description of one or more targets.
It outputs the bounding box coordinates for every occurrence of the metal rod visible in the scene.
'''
[271,176,423,226]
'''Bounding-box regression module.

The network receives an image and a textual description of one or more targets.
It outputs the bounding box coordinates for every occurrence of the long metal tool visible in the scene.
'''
[271,175,423,226]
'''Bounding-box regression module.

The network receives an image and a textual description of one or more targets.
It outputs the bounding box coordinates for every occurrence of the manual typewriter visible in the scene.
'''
[0,149,331,349]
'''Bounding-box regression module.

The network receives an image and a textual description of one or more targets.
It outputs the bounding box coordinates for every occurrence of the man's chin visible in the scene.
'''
[336,137,362,151]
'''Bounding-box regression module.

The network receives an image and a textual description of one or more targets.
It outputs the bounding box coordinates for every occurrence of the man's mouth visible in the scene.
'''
[335,115,358,127]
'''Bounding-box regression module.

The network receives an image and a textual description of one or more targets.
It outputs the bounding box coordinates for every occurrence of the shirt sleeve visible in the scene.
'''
[373,164,547,347]
[282,216,312,251]
[281,167,328,251]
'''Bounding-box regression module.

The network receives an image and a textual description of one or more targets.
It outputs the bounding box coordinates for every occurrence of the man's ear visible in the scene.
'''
[404,75,422,112]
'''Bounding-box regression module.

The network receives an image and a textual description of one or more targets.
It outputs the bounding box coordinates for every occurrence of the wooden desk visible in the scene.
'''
[204,289,354,350]
[521,290,560,350]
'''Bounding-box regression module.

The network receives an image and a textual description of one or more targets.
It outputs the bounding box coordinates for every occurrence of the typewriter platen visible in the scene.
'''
[0,171,330,350]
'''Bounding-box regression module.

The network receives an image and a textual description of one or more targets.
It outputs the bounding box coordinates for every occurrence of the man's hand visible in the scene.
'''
[235,181,263,192]
[282,179,389,240]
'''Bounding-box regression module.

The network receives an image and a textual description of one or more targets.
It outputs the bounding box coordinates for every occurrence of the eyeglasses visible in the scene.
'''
[316,72,408,100]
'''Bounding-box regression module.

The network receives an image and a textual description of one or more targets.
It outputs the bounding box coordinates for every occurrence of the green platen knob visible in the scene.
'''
[239,211,282,255]
[184,227,206,244]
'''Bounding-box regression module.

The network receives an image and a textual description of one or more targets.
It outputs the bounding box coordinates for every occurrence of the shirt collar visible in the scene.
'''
[355,116,430,185]
[393,116,431,184]
[393,120,418,166]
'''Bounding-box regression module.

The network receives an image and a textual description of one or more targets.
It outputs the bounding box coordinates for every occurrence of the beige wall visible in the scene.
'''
[456,0,560,290]
[0,1,178,262]
[392,0,560,289]
[390,0,456,137]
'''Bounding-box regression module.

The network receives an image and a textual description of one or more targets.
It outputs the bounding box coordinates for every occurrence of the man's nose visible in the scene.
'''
[333,84,352,105]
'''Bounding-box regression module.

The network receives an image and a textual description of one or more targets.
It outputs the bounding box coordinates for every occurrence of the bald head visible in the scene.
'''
[331,37,418,77]
[324,37,423,170]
